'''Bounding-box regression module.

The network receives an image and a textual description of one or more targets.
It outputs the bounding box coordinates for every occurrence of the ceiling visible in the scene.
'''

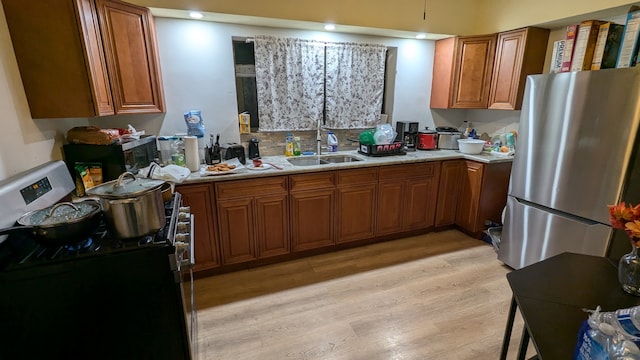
[149,8,454,40]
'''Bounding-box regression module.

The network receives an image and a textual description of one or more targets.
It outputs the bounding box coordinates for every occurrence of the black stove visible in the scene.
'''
[0,161,194,359]
[0,194,181,272]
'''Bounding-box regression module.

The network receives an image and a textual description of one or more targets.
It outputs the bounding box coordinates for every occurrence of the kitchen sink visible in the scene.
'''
[286,154,364,166]
[286,157,329,166]
[322,155,364,163]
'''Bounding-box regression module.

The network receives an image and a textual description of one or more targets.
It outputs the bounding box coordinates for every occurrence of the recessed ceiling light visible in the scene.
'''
[189,12,204,19]
[324,24,336,31]
[416,33,427,39]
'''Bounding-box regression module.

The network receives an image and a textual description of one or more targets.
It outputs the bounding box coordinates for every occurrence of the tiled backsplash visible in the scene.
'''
[240,129,362,156]
[432,109,521,138]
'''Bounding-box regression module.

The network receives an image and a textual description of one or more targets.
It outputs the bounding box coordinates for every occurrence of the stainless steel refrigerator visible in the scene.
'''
[498,67,640,270]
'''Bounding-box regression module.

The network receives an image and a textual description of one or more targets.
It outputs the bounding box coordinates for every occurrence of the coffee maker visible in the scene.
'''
[248,138,260,159]
[395,121,419,150]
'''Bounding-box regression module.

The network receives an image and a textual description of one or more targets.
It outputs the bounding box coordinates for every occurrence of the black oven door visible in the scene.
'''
[0,245,191,359]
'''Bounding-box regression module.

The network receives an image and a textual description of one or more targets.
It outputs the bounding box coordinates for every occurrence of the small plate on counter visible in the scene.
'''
[246,163,273,171]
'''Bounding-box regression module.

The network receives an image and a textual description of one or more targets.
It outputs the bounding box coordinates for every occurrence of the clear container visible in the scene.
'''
[157,136,177,165]
[293,136,301,156]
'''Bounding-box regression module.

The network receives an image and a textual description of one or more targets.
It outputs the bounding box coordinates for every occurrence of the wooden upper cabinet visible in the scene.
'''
[488,27,549,110]
[96,0,165,114]
[2,0,164,118]
[431,34,497,109]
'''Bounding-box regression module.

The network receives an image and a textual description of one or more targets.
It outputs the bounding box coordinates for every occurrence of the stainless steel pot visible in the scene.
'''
[86,172,166,239]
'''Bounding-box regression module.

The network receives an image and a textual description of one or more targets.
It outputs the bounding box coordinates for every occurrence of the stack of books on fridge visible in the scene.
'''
[552,7,640,72]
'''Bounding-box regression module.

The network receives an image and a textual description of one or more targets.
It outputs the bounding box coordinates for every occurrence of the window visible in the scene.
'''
[233,36,393,132]
[232,40,259,131]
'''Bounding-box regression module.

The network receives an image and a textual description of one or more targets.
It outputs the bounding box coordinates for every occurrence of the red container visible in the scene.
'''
[417,131,438,150]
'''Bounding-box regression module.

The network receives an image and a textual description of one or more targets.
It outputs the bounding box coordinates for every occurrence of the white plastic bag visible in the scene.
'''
[374,124,397,145]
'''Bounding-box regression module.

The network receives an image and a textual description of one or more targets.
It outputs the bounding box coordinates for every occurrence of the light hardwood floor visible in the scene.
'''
[193,229,536,359]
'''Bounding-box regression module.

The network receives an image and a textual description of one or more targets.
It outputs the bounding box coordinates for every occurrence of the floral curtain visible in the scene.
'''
[254,36,325,131]
[325,42,387,129]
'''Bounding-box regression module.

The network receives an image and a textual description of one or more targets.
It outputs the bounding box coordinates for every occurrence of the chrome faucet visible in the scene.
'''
[316,120,326,156]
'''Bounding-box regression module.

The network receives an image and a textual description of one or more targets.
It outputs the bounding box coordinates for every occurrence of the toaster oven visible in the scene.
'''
[436,127,462,150]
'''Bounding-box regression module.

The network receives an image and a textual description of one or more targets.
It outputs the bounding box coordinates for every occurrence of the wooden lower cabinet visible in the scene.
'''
[435,160,464,226]
[376,163,440,235]
[217,197,256,264]
[216,177,289,265]
[336,168,378,243]
[255,196,290,258]
[290,172,336,251]
[376,181,405,235]
[175,183,220,271]
[185,159,513,273]
[456,160,512,234]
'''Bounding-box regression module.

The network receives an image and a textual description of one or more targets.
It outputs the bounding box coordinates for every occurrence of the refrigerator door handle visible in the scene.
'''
[499,196,612,269]
[512,197,602,226]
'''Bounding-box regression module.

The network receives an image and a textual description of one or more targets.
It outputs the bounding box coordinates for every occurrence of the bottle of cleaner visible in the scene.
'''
[171,137,185,166]
[327,131,338,152]
[285,132,294,156]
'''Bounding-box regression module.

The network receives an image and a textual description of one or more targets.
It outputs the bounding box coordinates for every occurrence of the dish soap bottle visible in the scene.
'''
[171,137,186,166]
[285,132,294,156]
[293,136,301,156]
[327,131,338,152]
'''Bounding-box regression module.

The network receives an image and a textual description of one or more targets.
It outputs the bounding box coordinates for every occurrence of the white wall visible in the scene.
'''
[124,17,441,144]
[88,19,526,153]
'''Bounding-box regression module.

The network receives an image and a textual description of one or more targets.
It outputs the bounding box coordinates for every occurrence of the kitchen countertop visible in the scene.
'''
[182,149,514,184]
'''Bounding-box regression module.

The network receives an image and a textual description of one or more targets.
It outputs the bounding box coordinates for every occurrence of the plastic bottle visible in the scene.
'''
[293,136,301,156]
[584,307,640,359]
[575,315,616,360]
[458,120,468,134]
[171,137,186,166]
[285,132,294,156]
[327,131,338,152]
[595,306,640,339]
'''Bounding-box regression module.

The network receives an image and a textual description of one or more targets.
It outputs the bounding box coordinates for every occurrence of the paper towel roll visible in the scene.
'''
[184,136,200,172]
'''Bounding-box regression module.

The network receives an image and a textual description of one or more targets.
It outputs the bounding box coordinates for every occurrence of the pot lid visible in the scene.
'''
[86,172,165,198]
[18,201,100,227]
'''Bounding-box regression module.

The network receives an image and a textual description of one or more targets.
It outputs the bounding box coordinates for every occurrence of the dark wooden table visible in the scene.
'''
[499,252,640,360]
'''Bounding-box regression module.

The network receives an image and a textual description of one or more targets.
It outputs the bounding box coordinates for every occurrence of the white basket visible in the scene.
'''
[457,139,485,154]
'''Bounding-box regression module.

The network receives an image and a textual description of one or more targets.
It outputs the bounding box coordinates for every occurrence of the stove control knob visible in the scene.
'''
[177,221,190,233]
[178,211,191,222]
[175,233,190,243]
